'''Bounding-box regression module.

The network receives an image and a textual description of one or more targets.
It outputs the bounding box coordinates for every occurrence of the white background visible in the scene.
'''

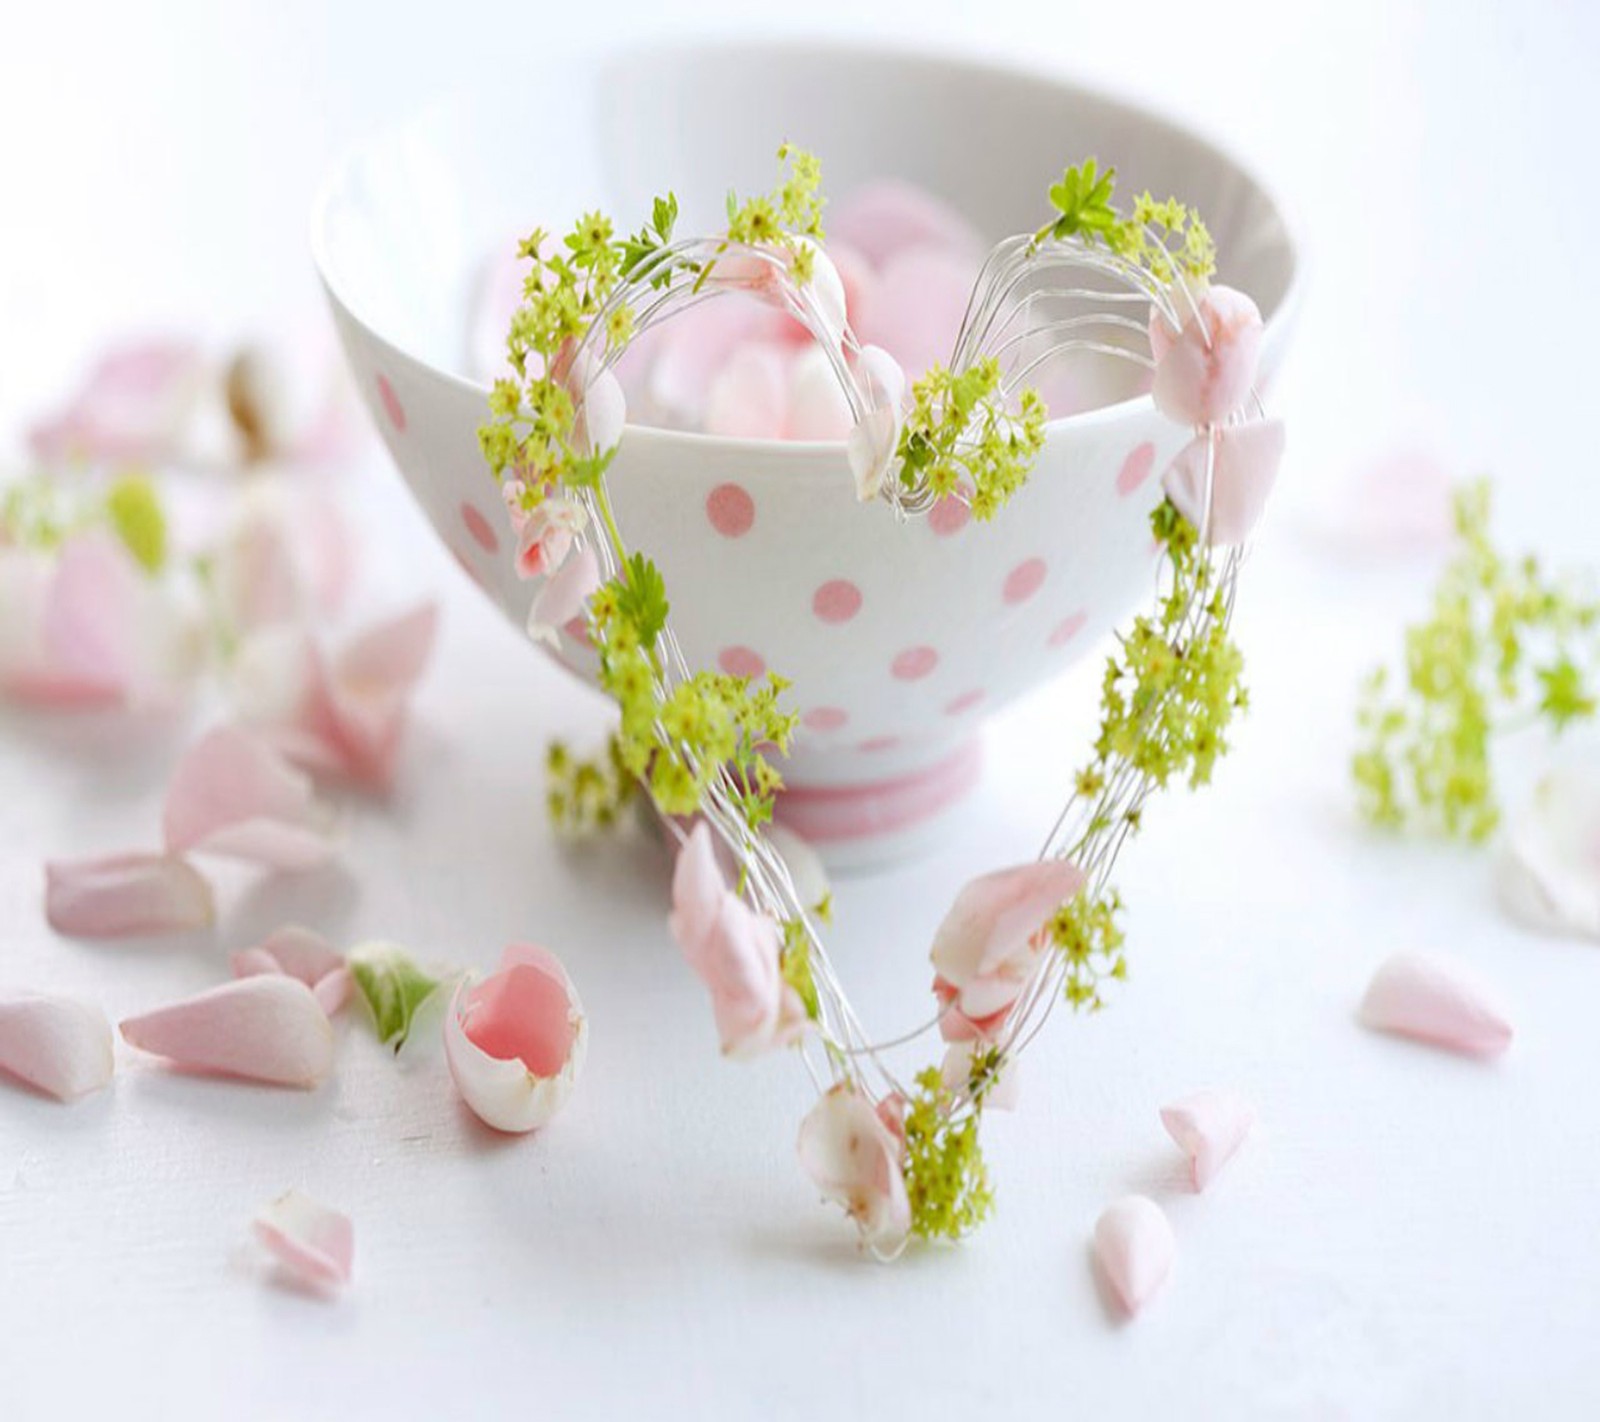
[3,2,1599,1418]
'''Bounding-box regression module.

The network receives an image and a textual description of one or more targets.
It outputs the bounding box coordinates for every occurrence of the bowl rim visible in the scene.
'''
[310,34,1307,459]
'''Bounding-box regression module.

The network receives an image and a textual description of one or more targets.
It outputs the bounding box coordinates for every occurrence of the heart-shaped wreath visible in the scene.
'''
[478,148,1284,1256]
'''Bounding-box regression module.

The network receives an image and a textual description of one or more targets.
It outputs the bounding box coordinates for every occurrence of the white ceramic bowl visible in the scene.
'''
[312,40,1302,865]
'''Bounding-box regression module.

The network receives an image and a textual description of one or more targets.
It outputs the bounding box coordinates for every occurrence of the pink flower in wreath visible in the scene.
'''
[515,497,587,581]
[1149,283,1263,427]
[797,1084,911,1252]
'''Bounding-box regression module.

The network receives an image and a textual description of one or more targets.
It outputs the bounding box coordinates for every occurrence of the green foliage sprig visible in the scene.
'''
[1036,158,1216,286]
[1353,481,1599,840]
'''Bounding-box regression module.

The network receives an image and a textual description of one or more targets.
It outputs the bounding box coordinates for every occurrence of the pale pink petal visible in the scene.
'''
[232,925,352,1016]
[1162,419,1286,546]
[1315,448,1455,557]
[855,246,977,382]
[646,298,769,425]
[1496,763,1600,941]
[669,822,726,968]
[120,976,334,1087]
[846,344,905,501]
[0,993,115,1101]
[786,345,854,440]
[313,966,354,1017]
[162,726,342,869]
[213,484,354,634]
[828,180,983,269]
[702,895,793,1058]
[1150,284,1263,426]
[797,1084,911,1253]
[1160,1088,1256,1191]
[1094,1195,1175,1316]
[445,944,587,1133]
[253,1189,353,1291]
[704,343,788,440]
[527,545,599,647]
[45,852,214,938]
[1360,951,1514,1058]
[29,340,204,465]
[929,858,1085,1021]
[940,1040,1020,1110]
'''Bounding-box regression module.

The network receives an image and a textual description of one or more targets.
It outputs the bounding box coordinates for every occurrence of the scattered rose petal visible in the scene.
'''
[45,852,214,938]
[1163,419,1286,546]
[233,925,352,1016]
[828,179,983,269]
[940,1040,1019,1110]
[29,340,204,466]
[1093,1195,1175,1316]
[444,944,587,1133]
[253,1189,353,1292]
[1496,763,1600,941]
[1360,951,1514,1058]
[1150,284,1262,427]
[120,976,334,1087]
[929,858,1085,1038]
[211,481,353,635]
[797,1084,911,1253]
[0,993,115,1101]
[704,343,789,440]
[163,726,342,870]
[527,546,599,648]
[1160,1088,1256,1190]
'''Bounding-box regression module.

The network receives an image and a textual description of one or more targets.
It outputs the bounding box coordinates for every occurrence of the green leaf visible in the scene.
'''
[616,552,669,645]
[348,942,445,1051]
[1537,656,1596,731]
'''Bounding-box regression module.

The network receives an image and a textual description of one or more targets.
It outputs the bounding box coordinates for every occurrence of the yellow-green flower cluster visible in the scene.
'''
[546,734,637,835]
[1,472,168,574]
[724,142,825,248]
[902,1067,995,1242]
[1354,480,1599,840]
[1036,158,1216,285]
[1048,887,1127,1012]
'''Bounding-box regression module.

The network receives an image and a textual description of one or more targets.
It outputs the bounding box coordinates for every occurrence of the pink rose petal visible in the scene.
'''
[253,1189,353,1292]
[797,1084,911,1253]
[1360,951,1514,1058]
[1150,285,1263,427]
[703,343,789,440]
[1093,1195,1175,1316]
[1496,764,1600,941]
[1162,419,1286,546]
[828,180,983,270]
[45,852,214,938]
[645,298,769,425]
[527,547,599,648]
[29,340,204,466]
[163,726,342,870]
[120,975,334,1087]
[232,925,351,1016]
[785,345,854,440]
[1160,1088,1256,1191]
[213,484,354,635]
[0,993,115,1101]
[855,246,978,383]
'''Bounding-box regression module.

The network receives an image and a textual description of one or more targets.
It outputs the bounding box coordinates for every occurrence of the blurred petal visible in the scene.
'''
[253,1189,353,1291]
[1093,1195,1175,1316]
[0,993,115,1101]
[855,246,977,381]
[232,925,351,1016]
[1496,763,1600,941]
[120,976,334,1087]
[703,343,788,440]
[1160,1088,1256,1190]
[785,345,854,441]
[527,547,598,648]
[668,822,725,968]
[212,482,354,635]
[29,340,204,466]
[45,852,214,938]
[828,180,983,269]
[1360,951,1513,1058]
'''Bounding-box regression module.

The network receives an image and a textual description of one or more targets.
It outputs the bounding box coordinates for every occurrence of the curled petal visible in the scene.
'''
[1150,284,1263,426]
[444,944,587,1133]
[514,499,586,581]
[1093,1195,1175,1316]
[1160,1088,1255,1191]
[120,975,334,1087]
[704,343,788,440]
[232,925,351,1016]
[940,1040,1019,1110]
[527,545,599,647]
[828,179,983,269]
[29,340,204,466]
[1360,951,1513,1058]
[1163,419,1286,547]
[253,1189,353,1291]
[669,822,726,967]
[45,852,214,938]
[163,726,342,870]
[0,993,115,1101]
[797,1085,911,1252]
[846,344,906,501]
[1496,764,1600,941]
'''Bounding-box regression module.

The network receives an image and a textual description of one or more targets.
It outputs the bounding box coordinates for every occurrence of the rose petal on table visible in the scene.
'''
[162,725,342,869]
[785,345,855,440]
[855,246,978,382]
[703,343,789,439]
[0,993,115,1101]
[252,1189,352,1292]
[1360,951,1514,1058]
[828,179,983,269]
[444,944,587,1133]
[797,1084,911,1254]
[1150,284,1263,426]
[28,339,205,466]
[1496,763,1600,941]
[232,925,351,1016]
[940,1039,1020,1110]
[1163,419,1286,546]
[120,976,333,1087]
[1093,1196,1175,1316]
[212,482,354,635]
[527,546,599,649]
[45,852,214,938]
[1160,1088,1256,1191]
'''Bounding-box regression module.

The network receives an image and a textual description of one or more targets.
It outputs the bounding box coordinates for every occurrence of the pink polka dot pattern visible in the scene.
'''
[812,579,863,624]
[459,502,498,554]
[803,707,849,732]
[377,373,406,432]
[1003,557,1048,605]
[927,497,970,537]
[1116,441,1156,496]
[718,645,766,680]
[706,483,755,537]
[891,645,939,681]
[945,689,986,716]
[1049,611,1089,647]
[858,735,900,754]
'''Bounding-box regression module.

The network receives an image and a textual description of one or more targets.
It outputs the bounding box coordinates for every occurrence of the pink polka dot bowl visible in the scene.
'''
[312,41,1303,866]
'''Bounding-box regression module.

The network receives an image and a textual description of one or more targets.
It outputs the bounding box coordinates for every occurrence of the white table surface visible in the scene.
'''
[4,3,1599,1418]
